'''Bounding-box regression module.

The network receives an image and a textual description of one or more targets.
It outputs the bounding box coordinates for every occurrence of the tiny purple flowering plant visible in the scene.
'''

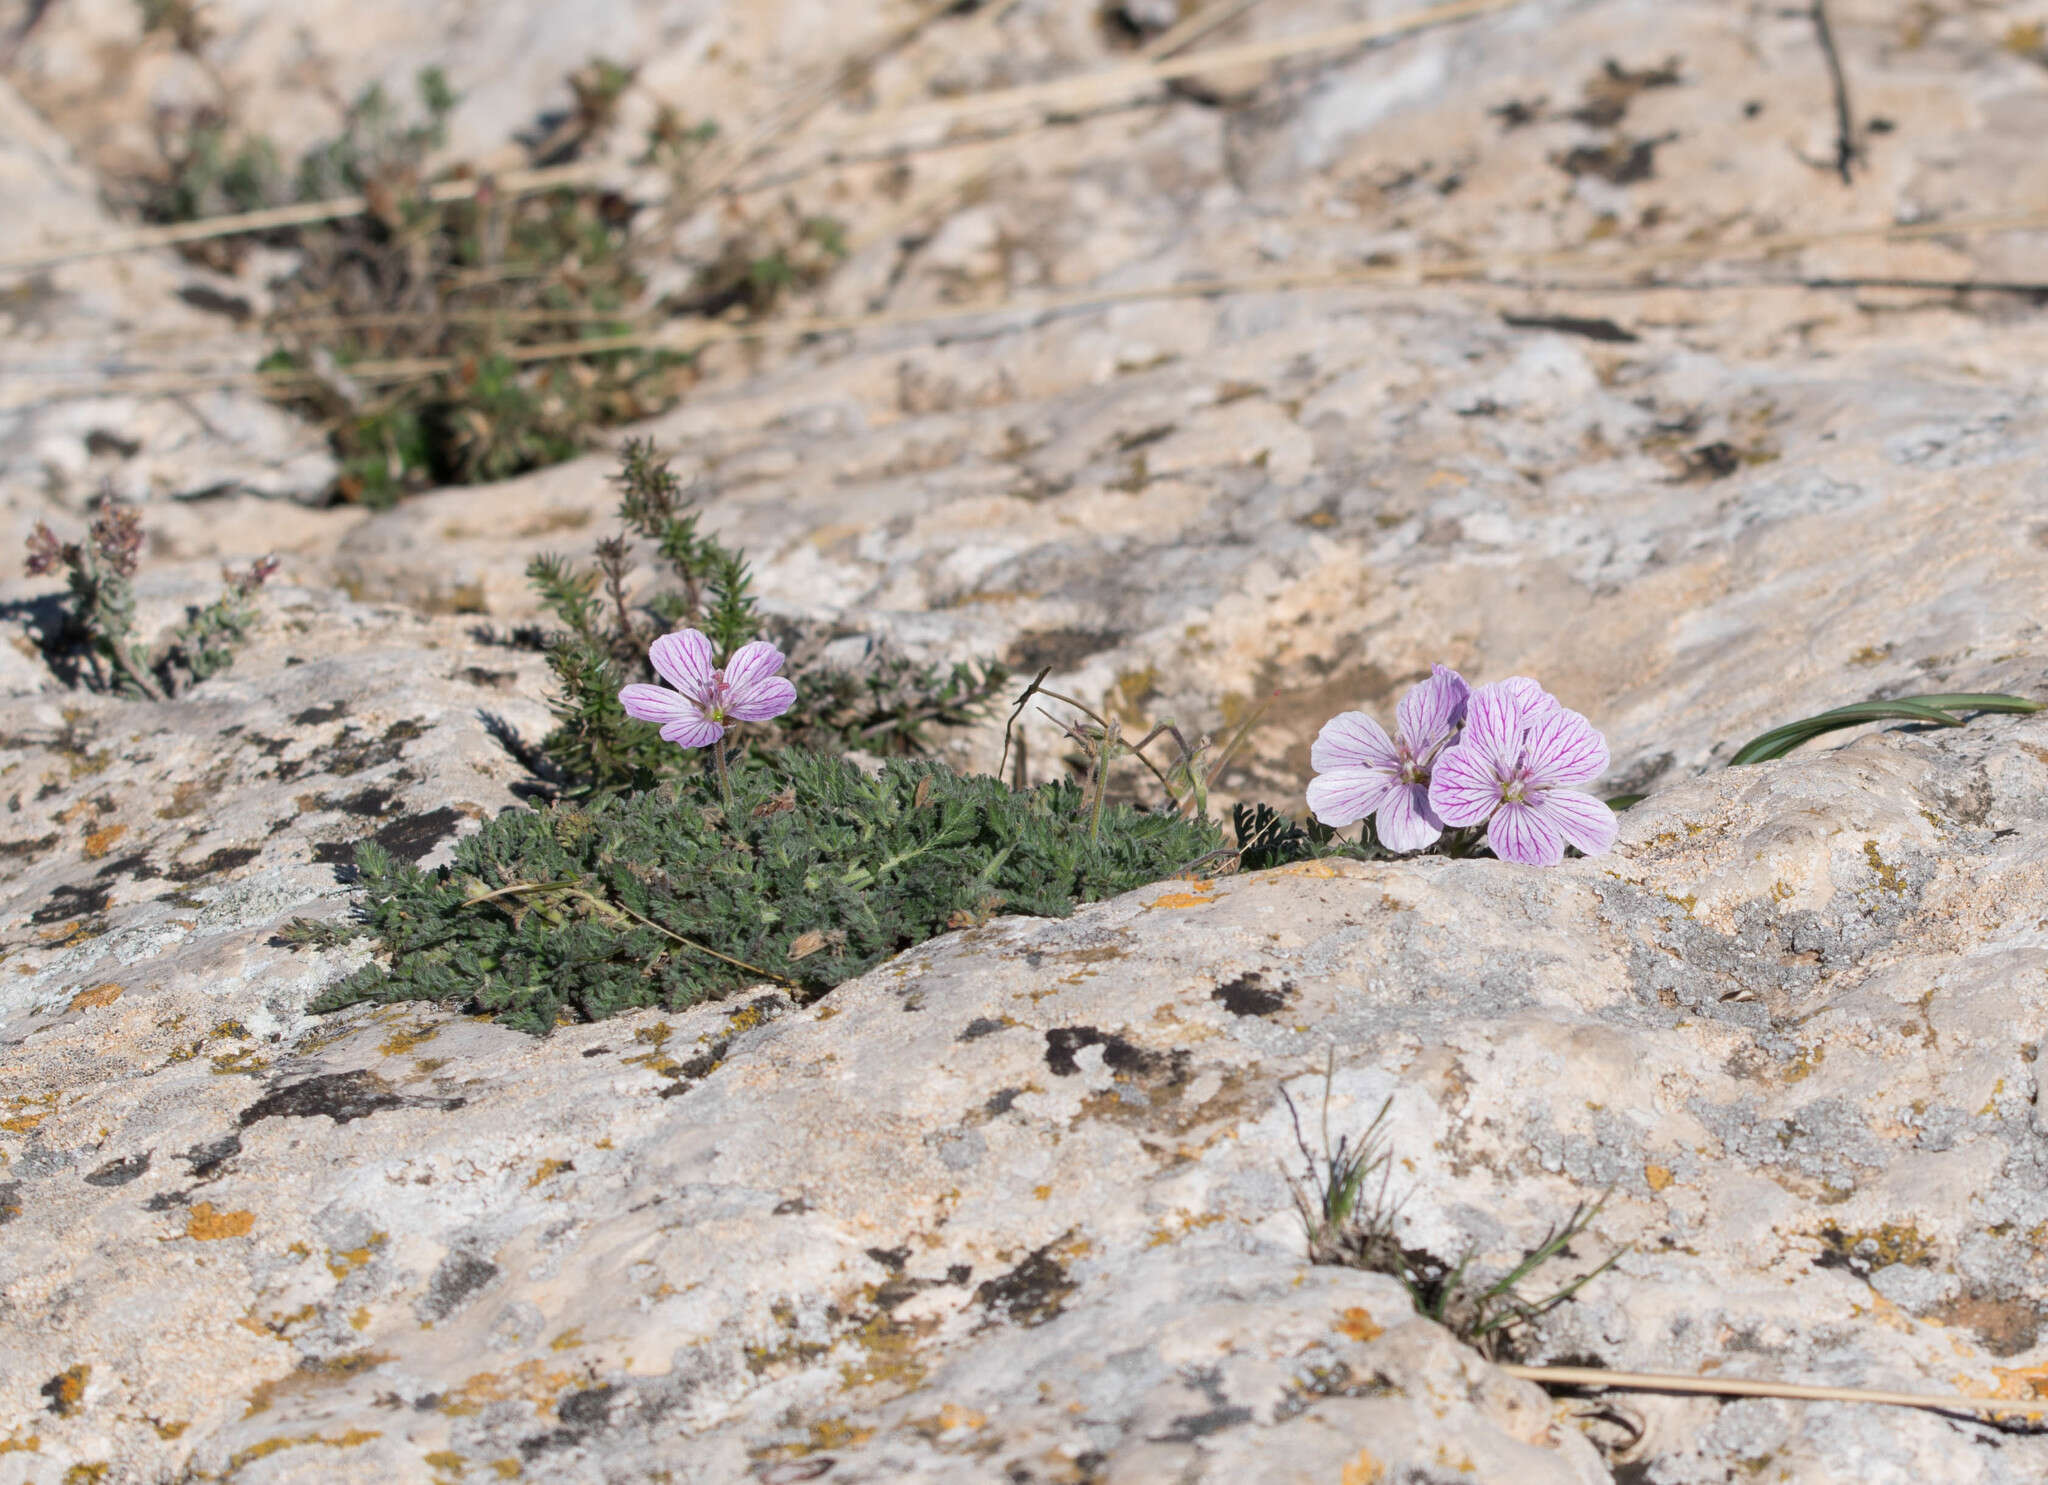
[619,628,797,747]
[1304,667,1615,866]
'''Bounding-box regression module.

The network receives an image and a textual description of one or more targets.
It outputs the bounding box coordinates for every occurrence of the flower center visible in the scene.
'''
[702,672,733,724]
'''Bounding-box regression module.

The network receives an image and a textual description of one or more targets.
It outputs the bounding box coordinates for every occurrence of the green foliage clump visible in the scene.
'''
[308,751,1220,1033]
[529,441,1010,795]
[24,502,276,700]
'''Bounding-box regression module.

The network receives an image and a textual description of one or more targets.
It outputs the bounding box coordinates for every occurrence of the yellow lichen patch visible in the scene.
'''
[185,1203,256,1241]
[0,1434,40,1455]
[725,1002,774,1035]
[623,1021,680,1076]
[549,1329,584,1352]
[1821,1222,1935,1270]
[527,1158,574,1189]
[1032,1185,1052,1201]
[42,1365,89,1416]
[225,1428,381,1473]
[147,1418,188,1440]
[436,1360,578,1418]
[1144,1210,1227,1247]
[62,1464,108,1484]
[1342,1446,1385,1484]
[1645,1163,1675,1192]
[491,1462,523,1479]
[1335,1307,1383,1343]
[1146,877,1218,911]
[379,1022,442,1057]
[326,1231,389,1279]
[68,983,123,1011]
[1978,1080,2007,1118]
[80,824,127,860]
[906,1402,988,1439]
[349,1307,372,1332]
[1990,1361,2048,1399]
[237,1302,317,1339]
[425,1448,467,1480]
[2,1092,59,1133]
[750,1418,876,1462]
[243,1351,393,1416]
[837,1308,934,1392]
[1266,859,1343,880]
[1863,841,1907,896]
[1782,1045,1825,1084]
[210,1047,269,1076]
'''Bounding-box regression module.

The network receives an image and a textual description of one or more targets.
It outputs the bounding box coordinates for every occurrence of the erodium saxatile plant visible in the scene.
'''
[618,627,796,807]
[1307,666,1616,866]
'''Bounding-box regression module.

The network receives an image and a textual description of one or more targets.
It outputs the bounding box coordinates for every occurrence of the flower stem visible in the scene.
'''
[712,736,734,817]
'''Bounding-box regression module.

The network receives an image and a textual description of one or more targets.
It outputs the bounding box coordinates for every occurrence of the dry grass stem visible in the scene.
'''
[1501,1364,2048,1422]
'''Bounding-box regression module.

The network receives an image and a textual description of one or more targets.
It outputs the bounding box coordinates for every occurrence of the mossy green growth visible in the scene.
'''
[308,751,1220,1034]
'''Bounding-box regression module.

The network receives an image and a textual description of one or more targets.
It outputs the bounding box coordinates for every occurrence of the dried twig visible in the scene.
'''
[1811,0,1859,186]
[1502,1364,2048,1423]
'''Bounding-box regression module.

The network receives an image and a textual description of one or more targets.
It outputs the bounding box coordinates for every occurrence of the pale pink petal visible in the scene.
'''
[660,715,724,748]
[1522,705,1608,790]
[1427,744,1502,827]
[1537,788,1618,858]
[1497,676,1563,719]
[648,629,715,698]
[1306,767,1397,827]
[1395,664,1470,758]
[1487,799,1565,866]
[1374,783,1444,852]
[726,674,796,722]
[722,639,787,693]
[1458,682,1531,775]
[619,682,698,726]
[1310,711,1402,775]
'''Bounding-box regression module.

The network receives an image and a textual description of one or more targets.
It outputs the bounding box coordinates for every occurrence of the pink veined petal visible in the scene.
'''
[648,629,715,699]
[1374,783,1444,852]
[1310,711,1402,775]
[1395,664,1470,759]
[721,639,787,693]
[1427,744,1503,827]
[660,715,725,748]
[1497,676,1563,720]
[1522,705,1609,790]
[619,682,699,726]
[1536,788,1619,857]
[725,674,797,722]
[1487,799,1565,866]
[1458,682,1532,775]
[1306,767,1398,827]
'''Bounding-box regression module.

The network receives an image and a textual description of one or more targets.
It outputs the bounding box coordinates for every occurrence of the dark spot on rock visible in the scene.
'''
[316,719,427,778]
[182,1133,242,1177]
[1682,441,1741,480]
[417,1251,500,1323]
[1156,1406,1254,1442]
[30,881,110,924]
[40,1365,88,1415]
[1212,972,1294,1018]
[239,1069,462,1127]
[84,1153,150,1187]
[373,807,464,864]
[164,845,260,883]
[519,1384,618,1459]
[292,701,349,726]
[1501,312,1638,344]
[84,428,141,459]
[1929,1293,2041,1358]
[176,284,253,322]
[0,1182,19,1224]
[93,852,157,880]
[581,1047,611,1058]
[144,1190,189,1211]
[974,1242,1077,1327]
[773,1196,811,1215]
[0,833,59,861]
[1555,132,1674,185]
[1005,628,1120,674]
[959,1017,1009,1042]
[984,1088,1023,1117]
[1044,1025,1177,1080]
[866,1246,911,1273]
[457,667,517,688]
[325,787,401,817]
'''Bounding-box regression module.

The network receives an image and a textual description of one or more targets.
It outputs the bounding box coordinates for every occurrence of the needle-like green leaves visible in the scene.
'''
[1727,692,2042,767]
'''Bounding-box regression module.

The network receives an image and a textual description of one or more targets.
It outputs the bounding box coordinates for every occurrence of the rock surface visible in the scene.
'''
[6,0,2048,1481]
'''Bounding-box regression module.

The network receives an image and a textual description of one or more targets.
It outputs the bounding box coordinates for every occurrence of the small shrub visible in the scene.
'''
[24,501,276,700]
[1282,1059,1623,1360]
[306,751,1221,1033]
[529,441,1010,796]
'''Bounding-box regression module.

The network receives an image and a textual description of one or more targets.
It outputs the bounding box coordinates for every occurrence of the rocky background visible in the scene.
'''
[6,0,2048,1480]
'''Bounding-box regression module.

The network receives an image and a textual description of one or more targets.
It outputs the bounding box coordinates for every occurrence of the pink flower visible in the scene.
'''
[618,629,796,748]
[1427,678,1616,865]
[1305,664,1471,851]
